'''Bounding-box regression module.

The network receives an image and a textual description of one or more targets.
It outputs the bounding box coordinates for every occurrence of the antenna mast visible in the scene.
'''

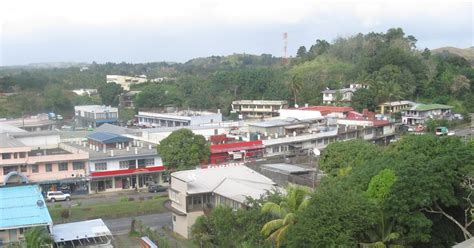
[283,32,288,65]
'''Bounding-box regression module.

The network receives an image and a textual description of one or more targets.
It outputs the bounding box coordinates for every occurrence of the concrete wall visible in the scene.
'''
[89,156,162,172]
[17,134,60,149]
[190,113,223,126]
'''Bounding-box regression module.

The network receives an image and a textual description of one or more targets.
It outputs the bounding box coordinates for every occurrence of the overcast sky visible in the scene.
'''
[0,0,472,66]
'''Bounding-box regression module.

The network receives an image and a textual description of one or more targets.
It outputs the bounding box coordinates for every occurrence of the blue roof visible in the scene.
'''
[87,132,132,144]
[0,185,52,229]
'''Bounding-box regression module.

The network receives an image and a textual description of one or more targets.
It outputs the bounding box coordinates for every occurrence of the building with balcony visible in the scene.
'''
[106,75,148,91]
[321,84,367,105]
[167,165,277,238]
[68,132,165,193]
[231,100,288,119]
[401,103,453,126]
[74,105,119,128]
[378,101,415,114]
[136,110,222,128]
[0,132,90,194]
[0,185,53,246]
[119,91,141,109]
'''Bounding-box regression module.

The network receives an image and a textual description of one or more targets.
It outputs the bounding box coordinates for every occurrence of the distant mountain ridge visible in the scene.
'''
[432,46,474,64]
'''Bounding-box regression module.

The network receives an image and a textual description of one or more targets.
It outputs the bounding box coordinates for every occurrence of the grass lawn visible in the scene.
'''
[49,196,167,223]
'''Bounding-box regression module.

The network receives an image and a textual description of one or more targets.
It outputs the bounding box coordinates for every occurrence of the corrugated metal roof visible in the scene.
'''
[52,219,112,243]
[87,132,132,144]
[0,185,52,229]
[0,134,26,148]
[172,165,275,195]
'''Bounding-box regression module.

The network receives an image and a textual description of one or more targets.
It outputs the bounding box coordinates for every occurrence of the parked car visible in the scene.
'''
[148,185,167,193]
[46,191,71,202]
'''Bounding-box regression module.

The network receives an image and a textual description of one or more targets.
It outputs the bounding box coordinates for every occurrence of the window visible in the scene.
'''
[272,146,279,153]
[73,161,85,170]
[170,190,179,203]
[19,152,26,158]
[119,160,129,169]
[45,164,52,172]
[365,128,373,135]
[20,165,27,173]
[31,165,39,173]
[145,159,154,166]
[2,153,11,160]
[58,162,68,171]
[14,153,18,159]
[95,162,107,171]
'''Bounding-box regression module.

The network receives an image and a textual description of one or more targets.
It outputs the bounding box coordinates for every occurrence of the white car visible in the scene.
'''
[46,191,71,202]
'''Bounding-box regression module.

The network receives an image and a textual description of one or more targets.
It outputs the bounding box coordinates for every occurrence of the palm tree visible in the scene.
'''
[23,227,53,248]
[287,75,303,107]
[362,212,404,248]
[261,186,311,247]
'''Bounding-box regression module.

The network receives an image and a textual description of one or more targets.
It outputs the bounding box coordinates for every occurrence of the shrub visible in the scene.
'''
[54,204,62,208]
[120,197,129,202]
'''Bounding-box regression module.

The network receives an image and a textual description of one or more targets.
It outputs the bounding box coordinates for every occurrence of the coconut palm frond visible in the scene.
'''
[262,202,284,218]
[282,213,296,226]
[261,219,284,236]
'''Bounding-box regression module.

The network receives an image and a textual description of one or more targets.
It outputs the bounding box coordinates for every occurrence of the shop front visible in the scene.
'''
[89,166,165,193]
[39,178,90,195]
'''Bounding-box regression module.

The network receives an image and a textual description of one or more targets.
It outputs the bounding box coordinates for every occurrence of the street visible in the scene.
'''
[46,190,168,207]
[104,213,172,235]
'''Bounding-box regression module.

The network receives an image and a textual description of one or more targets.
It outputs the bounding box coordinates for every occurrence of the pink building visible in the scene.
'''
[0,133,90,194]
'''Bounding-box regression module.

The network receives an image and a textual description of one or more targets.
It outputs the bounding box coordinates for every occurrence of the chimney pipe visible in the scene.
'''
[134,147,138,155]
[111,150,114,157]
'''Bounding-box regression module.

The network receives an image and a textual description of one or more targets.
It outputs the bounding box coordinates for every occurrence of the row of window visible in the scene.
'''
[1,152,27,160]
[95,159,155,171]
[1,162,85,175]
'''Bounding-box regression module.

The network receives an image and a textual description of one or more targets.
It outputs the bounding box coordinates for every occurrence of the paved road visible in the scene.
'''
[46,190,167,207]
[104,213,172,235]
[454,127,474,138]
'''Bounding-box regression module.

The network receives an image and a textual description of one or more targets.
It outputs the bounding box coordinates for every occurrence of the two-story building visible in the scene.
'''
[231,100,288,119]
[106,75,148,91]
[0,132,90,194]
[68,132,165,192]
[74,105,119,128]
[401,103,453,126]
[378,101,415,114]
[119,91,141,109]
[167,165,277,238]
[321,84,367,105]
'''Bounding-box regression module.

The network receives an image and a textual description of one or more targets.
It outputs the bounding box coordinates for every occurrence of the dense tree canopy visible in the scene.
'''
[157,129,210,171]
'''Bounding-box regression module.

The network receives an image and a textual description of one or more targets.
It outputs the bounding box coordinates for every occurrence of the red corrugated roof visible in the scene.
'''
[91,166,165,177]
[210,140,263,153]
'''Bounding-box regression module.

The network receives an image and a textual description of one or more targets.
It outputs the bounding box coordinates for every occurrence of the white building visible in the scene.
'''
[167,166,278,238]
[321,84,367,105]
[231,100,288,119]
[72,89,98,97]
[74,105,119,128]
[106,75,148,91]
[136,110,222,128]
